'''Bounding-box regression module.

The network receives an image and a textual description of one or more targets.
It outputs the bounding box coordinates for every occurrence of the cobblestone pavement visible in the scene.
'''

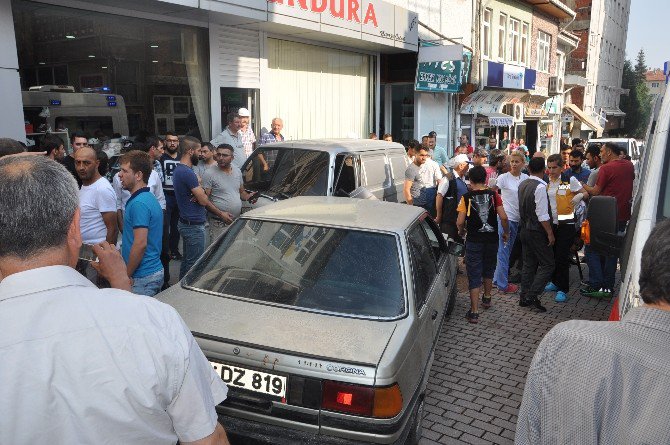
[420,265,614,445]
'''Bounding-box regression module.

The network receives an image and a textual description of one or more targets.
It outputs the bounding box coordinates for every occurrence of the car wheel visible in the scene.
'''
[405,397,425,445]
[445,281,457,316]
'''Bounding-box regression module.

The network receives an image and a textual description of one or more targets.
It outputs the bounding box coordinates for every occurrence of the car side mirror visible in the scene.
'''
[447,241,465,257]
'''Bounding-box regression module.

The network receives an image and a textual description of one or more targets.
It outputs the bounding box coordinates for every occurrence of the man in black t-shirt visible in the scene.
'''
[457,166,509,323]
[60,133,89,188]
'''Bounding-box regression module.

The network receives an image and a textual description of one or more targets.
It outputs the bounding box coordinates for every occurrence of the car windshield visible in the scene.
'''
[243,148,330,199]
[183,219,405,318]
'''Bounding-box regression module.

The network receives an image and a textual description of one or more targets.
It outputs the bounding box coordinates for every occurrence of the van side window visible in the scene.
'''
[407,225,438,311]
[361,153,389,188]
[334,154,358,196]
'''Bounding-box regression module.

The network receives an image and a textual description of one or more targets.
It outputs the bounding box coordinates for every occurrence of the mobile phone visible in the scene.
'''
[78,243,97,262]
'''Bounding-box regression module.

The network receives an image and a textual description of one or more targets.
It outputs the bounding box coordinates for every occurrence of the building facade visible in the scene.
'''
[564,0,630,136]
[461,0,575,155]
[645,69,667,99]
[3,0,419,145]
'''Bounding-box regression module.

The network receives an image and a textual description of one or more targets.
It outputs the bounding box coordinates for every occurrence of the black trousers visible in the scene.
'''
[519,228,555,301]
[160,209,171,285]
[165,193,180,254]
[551,223,576,292]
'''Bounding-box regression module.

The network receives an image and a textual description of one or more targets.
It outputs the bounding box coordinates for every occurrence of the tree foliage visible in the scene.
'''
[621,50,652,138]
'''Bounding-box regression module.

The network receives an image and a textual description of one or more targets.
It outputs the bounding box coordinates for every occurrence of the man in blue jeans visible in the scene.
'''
[172,136,233,280]
[118,150,164,296]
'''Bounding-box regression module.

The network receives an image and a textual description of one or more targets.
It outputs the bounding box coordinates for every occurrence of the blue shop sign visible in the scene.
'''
[485,61,536,90]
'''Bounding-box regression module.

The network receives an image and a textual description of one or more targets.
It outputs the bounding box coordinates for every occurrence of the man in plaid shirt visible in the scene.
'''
[238,107,256,159]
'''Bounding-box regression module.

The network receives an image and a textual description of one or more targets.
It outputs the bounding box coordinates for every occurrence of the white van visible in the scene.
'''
[587,91,669,319]
[240,139,410,213]
[22,85,129,151]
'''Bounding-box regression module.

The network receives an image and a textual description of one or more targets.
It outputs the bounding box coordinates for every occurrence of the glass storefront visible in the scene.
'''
[13,0,210,140]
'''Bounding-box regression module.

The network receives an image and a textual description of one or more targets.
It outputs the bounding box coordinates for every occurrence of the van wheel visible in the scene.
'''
[405,397,425,445]
[445,282,457,316]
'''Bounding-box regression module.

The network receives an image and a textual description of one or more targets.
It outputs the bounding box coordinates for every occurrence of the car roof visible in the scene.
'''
[587,138,634,142]
[258,138,406,154]
[242,196,424,234]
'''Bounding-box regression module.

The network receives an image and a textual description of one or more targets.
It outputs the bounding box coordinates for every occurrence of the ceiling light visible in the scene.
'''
[152,60,158,63]
[39,62,46,65]
[150,44,159,48]
[101,66,108,69]
[88,55,95,58]
[65,35,75,39]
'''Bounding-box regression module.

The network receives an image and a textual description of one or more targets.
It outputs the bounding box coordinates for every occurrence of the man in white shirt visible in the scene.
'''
[75,146,117,245]
[492,150,528,294]
[210,112,245,169]
[0,155,230,445]
[404,146,442,215]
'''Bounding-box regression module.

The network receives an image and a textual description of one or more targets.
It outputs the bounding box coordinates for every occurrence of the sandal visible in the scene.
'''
[465,310,479,323]
[482,296,492,309]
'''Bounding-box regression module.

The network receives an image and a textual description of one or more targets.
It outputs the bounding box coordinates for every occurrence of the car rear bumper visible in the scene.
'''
[217,404,414,445]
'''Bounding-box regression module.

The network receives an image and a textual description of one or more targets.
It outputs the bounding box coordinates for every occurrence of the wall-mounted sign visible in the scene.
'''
[485,61,536,90]
[415,44,472,93]
[267,0,418,50]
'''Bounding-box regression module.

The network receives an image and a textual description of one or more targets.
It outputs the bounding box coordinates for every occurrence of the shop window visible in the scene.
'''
[521,23,529,66]
[508,18,520,63]
[13,0,210,139]
[482,9,492,59]
[266,38,371,139]
[537,31,551,73]
[498,13,507,61]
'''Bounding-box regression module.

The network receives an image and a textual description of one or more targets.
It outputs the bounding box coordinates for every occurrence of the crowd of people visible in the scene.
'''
[0,107,284,297]
[402,134,635,324]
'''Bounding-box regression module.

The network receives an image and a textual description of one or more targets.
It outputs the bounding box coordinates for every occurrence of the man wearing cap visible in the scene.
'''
[238,107,256,160]
[210,112,245,170]
[435,154,470,241]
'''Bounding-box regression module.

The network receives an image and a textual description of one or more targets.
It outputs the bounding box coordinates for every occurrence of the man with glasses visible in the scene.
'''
[160,132,182,263]
[202,144,257,244]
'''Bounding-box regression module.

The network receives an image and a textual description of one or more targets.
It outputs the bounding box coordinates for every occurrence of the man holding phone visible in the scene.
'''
[0,156,231,444]
[202,144,258,245]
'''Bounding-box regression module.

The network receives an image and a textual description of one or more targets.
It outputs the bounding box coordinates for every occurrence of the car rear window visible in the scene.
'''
[183,219,405,318]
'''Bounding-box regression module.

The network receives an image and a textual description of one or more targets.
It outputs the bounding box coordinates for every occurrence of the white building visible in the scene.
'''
[2,0,421,144]
[564,0,630,136]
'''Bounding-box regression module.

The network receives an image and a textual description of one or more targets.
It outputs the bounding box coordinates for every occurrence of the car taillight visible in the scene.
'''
[321,381,403,418]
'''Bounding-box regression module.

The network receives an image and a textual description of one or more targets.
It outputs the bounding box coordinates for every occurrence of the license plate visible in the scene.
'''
[209,361,287,398]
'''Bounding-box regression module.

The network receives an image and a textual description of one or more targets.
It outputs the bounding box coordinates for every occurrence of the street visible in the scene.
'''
[420,267,614,445]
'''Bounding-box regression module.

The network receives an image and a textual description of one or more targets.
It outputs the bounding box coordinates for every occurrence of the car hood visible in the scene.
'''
[157,285,399,367]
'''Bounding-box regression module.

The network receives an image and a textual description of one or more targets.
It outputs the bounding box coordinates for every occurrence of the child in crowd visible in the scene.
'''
[457,166,510,323]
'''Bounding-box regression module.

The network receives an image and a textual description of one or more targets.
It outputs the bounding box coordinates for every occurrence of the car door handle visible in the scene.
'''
[431,309,438,320]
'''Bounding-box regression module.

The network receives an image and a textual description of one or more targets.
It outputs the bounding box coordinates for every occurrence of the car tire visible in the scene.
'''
[445,280,457,317]
[405,397,425,445]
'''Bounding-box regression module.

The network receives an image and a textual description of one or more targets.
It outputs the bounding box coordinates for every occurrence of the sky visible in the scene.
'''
[626,0,666,70]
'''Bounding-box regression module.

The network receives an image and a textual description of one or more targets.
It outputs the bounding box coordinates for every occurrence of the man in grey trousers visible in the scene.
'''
[517,157,555,312]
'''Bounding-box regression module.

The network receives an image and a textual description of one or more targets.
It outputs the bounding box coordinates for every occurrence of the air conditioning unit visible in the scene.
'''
[503,103,524,123]
[549,76,564,96]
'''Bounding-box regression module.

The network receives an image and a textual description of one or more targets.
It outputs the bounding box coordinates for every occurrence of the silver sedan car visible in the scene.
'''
[157,197,460,444]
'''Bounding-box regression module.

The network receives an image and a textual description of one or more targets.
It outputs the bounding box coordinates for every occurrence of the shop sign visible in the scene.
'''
[268,0,379,26]
[485,61,536,90]
[562,113,574,123]
[415,44,472,93]
[267,0,418,48]
[525,105,547,118]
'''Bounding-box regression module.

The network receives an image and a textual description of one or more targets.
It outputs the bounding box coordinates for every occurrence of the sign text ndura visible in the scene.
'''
[268,0,379,27]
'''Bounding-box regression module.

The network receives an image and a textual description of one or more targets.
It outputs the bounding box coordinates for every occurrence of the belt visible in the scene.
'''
[179,217,205,226]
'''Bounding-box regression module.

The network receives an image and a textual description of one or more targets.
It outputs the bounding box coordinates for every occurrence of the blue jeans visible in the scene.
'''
[131,268,164,297]
[585,245,618,290]
[493,219,519,289]
[165,194,181,254]
[465,241,498,290]
[178,221,205,280]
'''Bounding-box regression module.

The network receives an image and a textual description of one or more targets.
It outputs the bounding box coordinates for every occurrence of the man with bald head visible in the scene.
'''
[75,146,118,247]
[0,156,231,444]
